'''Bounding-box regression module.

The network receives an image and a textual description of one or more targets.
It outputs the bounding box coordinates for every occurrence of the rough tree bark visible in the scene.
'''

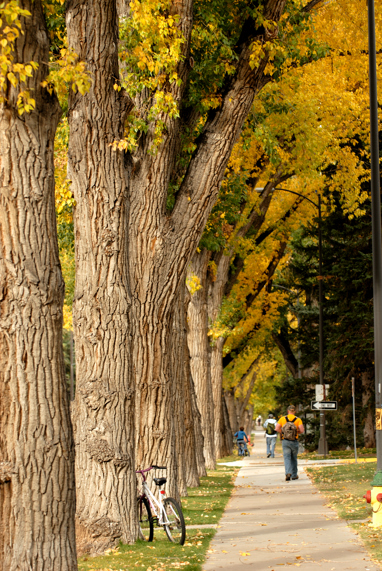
[186,249,216,469]
[67,0,137,551]
[184,289,207,479]
[210,337,226,457]
[225,389,239,434]
[183,290,202,487]
[0,1,77,569]
[170,286,188,497]
[190,368,207,478]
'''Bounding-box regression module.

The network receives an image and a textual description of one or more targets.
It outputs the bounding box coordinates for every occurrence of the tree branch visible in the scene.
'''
[245,241,287,309]
[272,331,298,377]
[303,0,324,13]
[255,196,302,247]
[237,358,260,419]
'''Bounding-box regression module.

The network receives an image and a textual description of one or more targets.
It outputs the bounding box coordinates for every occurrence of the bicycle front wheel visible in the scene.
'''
[137,496,154,542]
[163,497,186,545]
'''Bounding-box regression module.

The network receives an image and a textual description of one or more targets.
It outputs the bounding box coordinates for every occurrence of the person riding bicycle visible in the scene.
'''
[234,426,251,456]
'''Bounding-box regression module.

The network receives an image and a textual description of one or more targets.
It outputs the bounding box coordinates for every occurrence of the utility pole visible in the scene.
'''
[317,194,328,455]
[274,187,328,455]
[367,0,382,480]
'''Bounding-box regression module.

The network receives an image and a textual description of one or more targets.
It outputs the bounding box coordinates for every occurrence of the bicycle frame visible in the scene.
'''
[139,481,171,526]
[136,467,173,526]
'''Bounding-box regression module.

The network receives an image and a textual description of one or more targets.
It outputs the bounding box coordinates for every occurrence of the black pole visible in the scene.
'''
[368,0,382,479]
[317,195,328,456]
[272,187,328,455]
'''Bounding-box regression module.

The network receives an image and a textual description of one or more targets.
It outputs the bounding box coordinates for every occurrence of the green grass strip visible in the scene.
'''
[78,461,238,571]
[306,461,382,566]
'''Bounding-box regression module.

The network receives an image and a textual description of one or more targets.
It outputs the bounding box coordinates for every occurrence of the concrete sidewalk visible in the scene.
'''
[203,430,380,570]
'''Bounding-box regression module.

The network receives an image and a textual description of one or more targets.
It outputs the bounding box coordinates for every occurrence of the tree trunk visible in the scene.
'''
[244,405,254,437]
[170,288,188,498]
[225,390,238,435]
[362,371,375,448]
[210,337,226,458]
[183,291,201,488]
[190,368,207,478]
[186,250,216,469]
[67,0,137,551]
[221,395,233,457]
[0,1,77,569]
[184,291,207,479]
[206,249,232,460]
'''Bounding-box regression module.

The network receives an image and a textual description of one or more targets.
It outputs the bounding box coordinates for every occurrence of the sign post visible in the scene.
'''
[351,377,357,463]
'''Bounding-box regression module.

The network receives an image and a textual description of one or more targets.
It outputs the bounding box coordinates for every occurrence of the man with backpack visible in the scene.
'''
[275,405,305,481]
[263,413,277,458]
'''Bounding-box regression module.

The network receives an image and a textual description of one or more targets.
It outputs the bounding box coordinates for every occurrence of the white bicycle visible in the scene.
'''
[136,465,186,545]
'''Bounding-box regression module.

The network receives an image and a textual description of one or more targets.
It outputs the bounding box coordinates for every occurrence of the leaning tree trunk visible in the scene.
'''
[186,249,216,469]
[0,1,77,569]
[67,0,137,552]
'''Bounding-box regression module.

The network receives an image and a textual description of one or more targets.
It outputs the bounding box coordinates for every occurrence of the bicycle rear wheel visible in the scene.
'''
[137,496,154,542]
[163,497,186,545]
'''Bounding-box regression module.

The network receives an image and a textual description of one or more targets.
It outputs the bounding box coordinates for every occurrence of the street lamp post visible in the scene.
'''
[274,187,328,455]
[367,0,382,480]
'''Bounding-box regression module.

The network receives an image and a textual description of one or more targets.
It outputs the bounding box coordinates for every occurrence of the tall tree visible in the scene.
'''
[67,0,137,552]
[66,0,325,541]
[0,1,77,568]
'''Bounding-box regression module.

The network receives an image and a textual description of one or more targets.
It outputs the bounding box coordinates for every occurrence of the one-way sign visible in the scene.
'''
[311,401,337,411]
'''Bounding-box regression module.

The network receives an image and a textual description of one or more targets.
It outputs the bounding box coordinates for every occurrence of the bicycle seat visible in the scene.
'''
[154,477,167,486]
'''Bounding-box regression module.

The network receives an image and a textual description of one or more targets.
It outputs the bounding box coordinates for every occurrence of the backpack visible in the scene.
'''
[266,421,276,436]
[282,416,298,441]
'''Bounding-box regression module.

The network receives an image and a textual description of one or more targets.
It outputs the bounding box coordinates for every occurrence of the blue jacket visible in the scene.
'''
[234,430,248,441]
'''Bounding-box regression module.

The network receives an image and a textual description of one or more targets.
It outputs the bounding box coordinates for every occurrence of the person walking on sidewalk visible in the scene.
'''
[275,405,304,481]
[263,413,277,458]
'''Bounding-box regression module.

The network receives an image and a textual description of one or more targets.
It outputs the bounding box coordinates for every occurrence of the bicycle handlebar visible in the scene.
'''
[135,465,167,475]
[135,467,152,474]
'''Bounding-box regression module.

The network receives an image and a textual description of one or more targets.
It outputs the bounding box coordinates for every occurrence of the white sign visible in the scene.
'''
[311,400,337,410]
[315,384,330,401]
